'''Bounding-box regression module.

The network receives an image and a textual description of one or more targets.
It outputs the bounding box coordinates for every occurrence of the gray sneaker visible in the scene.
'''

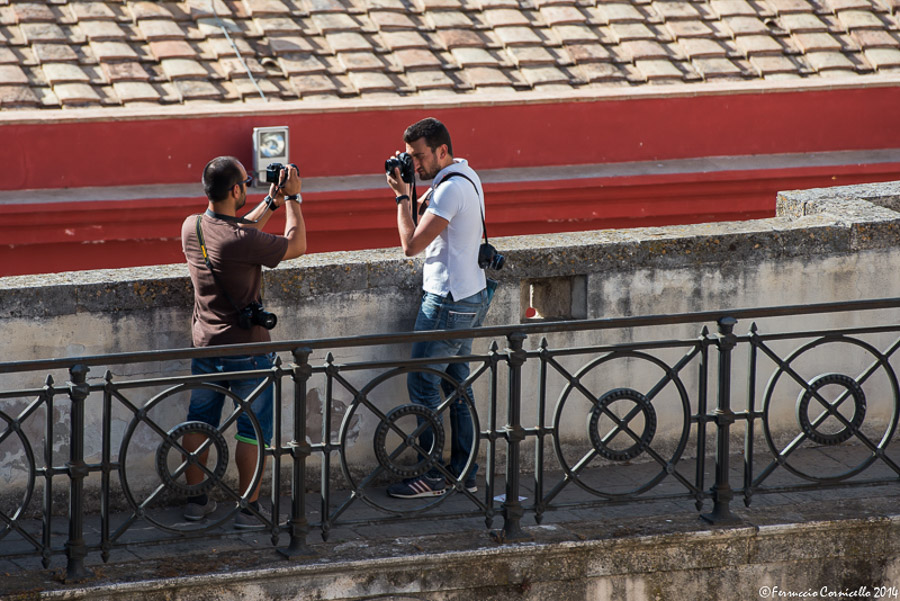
[234,509,265,530]
[184,499,217,521]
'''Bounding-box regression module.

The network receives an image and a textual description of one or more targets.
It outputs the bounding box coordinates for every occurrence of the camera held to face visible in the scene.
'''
[238,302,277,330]
[384,152,415,184]
[265,162,298,185]
[478,243,505,270]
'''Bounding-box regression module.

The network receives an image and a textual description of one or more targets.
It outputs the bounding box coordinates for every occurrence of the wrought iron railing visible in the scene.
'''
[2,297,900,581]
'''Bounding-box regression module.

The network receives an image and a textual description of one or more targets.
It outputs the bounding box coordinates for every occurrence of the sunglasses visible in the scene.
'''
[234,175,253,188]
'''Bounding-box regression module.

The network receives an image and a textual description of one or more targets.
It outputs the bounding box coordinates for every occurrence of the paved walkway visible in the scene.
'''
[2,445,900,599]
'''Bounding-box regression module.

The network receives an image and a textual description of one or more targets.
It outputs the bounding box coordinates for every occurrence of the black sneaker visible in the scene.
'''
[387,475,446,499]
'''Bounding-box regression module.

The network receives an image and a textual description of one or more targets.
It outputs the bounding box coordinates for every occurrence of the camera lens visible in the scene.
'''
[258,311,277,330]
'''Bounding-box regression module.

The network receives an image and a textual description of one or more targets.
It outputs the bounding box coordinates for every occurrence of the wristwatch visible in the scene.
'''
[285,193,302,204]
[395,194,410,204]
[263,195,278,211]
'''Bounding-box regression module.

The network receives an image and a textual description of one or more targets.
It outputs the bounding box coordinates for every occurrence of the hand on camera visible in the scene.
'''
[385,151,409,198]
[270,164,301,207]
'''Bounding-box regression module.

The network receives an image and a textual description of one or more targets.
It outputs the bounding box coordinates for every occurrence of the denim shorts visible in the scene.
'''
[187,353,276,446]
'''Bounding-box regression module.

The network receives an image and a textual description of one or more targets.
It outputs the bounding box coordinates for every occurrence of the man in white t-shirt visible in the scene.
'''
[385,117,494,499]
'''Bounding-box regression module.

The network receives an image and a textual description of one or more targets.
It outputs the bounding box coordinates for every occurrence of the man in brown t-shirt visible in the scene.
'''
[179,156,306,528]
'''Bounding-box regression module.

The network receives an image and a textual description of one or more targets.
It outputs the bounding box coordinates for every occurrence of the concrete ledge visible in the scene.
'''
[31,511,900,601]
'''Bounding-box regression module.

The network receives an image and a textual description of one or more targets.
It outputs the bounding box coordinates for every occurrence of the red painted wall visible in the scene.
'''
[1,84,898,191]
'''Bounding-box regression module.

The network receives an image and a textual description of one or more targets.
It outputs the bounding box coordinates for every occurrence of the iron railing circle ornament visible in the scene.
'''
[373,404,445,478]
[762,335,900,483]
[552,350,692,499]
[795,373,867,446]
[338,365,481,515]
[118,382,265,533]
[0,409,36,541]
[155,421,229,496]
[587,388,658,462]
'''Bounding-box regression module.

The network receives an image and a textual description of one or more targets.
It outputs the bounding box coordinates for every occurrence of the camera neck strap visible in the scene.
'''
[194,215,253,318]
[437,172,489,244]
[205,208,257,225]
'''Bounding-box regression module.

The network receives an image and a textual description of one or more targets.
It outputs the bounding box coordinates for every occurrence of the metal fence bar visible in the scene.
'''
[702,317,741,525]
[64,364,91,582]
[280,347,313,558]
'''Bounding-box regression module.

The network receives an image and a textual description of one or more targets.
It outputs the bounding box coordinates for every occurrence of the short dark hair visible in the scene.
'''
[202,156,244,203]
[403,117,453,156]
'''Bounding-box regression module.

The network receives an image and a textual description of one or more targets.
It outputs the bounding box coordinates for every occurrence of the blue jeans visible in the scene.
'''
[408,286,492,479]
[187,353,276,446]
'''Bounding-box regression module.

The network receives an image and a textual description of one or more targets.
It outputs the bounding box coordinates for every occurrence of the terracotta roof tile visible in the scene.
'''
[647,2,695,20]
[679,37,730,56]
[256,16,304,34]
[149,39,198,59]
[278,53,328,74]
[462,64,515,85]
[370,10,421,29]
[506,44,561,65]
[387,29,438,50]
[245,0,293,16]
[595,3,648,23]
[852,28,900,45]
[0,64,29,85]
[20,22,68,43]
[13,3,57,23]
[54,82,102,104]
[428,10,475,29]
[102,61,152,82]
[793,31,844,49]
[113,80,161,102]
[138,19,185,40]
[837,8,889,27]
[579,60,628,81]
[33,43,78,63]
[566,42,614,62]
[0,0,896,111]
[750,52,804,71]
[540,5,587,25]
[822,0,877,10]
[610,22,658,41]
[451,46,506,65]
[806,48,863,67]
[621,38,673,58]
[81,20,129,40]
[131,2,174,21]
[0,47,18,63]
[494,25,545,45]
[0,84,41,107]
[865,45,900,64]
[161,58,208,79]
[438,28,489,48]
[635,57,687,78]
[393,47,443,68]
[666,19,717,38]
[735,33,787,52]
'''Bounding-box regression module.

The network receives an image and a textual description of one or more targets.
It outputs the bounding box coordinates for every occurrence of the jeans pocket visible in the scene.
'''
[447,310,478,329]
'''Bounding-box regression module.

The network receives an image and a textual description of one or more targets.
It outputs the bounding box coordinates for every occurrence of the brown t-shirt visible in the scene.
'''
[181,213,288,347]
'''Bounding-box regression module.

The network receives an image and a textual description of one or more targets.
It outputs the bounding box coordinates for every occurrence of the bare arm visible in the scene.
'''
[397,195,447,256]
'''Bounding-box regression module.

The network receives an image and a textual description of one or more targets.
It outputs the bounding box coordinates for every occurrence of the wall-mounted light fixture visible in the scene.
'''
[252,126,289,187]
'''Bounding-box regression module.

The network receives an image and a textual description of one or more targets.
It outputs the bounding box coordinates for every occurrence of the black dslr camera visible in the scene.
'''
[384,152,414,183]
[265,162,298,185]
[478,243,505,270]
[238,302,277,330]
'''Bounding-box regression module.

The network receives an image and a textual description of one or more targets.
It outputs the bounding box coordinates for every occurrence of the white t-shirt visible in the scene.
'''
[421,158,486,301]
